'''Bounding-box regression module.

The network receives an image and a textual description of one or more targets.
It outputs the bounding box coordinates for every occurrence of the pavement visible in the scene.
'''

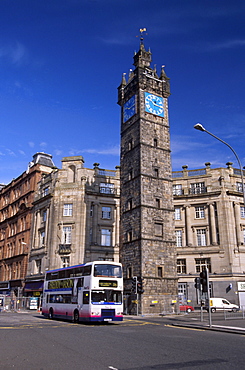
[125,310,245,335]
[162,311,245,335]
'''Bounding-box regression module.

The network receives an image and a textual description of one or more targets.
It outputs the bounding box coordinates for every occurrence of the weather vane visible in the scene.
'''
[136,28,147,45]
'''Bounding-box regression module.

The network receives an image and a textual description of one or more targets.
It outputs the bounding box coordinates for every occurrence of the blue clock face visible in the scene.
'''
[123,95,136,123]
[145,92,164,117]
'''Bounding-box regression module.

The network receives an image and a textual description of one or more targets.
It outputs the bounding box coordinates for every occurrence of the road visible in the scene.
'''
[0,312,245,369]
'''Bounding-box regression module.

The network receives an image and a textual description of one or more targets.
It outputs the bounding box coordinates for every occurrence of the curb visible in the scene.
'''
[170,322,245,335]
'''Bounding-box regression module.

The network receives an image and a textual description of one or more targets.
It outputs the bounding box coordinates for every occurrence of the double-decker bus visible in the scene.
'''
[42,261,123,322]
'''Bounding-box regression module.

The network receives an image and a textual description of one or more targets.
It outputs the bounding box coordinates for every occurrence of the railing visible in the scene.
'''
[172,169,206,178]
[98,170,117,177]
[224,307,245,320]
[58,244,72,254]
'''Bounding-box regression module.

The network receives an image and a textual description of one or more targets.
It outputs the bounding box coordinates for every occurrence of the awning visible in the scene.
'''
[24,281,43,292]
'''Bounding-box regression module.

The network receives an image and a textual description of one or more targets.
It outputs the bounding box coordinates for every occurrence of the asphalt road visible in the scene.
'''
[0,312,245,370]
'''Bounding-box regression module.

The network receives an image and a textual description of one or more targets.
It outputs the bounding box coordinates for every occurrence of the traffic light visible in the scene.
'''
[137,277,144,294]
[131,276,137,293]
[200,270,208,292]
[194,277,201,290]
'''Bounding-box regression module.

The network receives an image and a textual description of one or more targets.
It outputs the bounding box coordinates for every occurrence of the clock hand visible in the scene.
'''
[125,105,135,110]
[152,100,163,108]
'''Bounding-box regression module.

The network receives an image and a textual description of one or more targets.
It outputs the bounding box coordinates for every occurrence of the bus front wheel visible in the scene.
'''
[48,308,53,319]
[74,310,79,323]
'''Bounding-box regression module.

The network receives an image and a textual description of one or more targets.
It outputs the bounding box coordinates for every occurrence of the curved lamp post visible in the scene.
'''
[194,123,245,207]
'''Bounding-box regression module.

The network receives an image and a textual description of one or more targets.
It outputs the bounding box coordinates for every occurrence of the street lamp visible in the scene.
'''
[194,123,245,207]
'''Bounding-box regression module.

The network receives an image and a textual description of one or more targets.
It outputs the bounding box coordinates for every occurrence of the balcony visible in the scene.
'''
[58,244,72,254]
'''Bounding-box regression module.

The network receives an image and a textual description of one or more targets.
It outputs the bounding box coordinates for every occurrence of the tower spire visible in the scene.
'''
[139,28,147,47]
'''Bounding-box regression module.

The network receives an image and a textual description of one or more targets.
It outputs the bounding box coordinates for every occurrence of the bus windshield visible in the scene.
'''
[91,290,122,304]
[93,264,122,278]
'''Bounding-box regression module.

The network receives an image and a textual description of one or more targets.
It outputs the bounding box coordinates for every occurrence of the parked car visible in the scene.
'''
[205,298,239,313]
[179,304,194,313]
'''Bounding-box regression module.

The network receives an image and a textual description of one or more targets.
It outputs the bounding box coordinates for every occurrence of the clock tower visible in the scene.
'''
[118,36,177,315]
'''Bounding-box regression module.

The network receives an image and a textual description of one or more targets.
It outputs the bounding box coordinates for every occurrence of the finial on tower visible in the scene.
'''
[136,28,147,46]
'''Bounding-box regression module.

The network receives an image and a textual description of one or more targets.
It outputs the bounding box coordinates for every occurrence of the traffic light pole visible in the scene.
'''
[206,267,212,328]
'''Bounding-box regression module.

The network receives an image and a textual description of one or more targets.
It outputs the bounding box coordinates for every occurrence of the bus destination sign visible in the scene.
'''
[99,280,118,288]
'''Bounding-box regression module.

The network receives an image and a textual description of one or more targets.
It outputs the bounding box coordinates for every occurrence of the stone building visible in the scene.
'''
[118,38,178,315]
[173,162,245,307]
[25,156,120,297]
[0,153,55,297]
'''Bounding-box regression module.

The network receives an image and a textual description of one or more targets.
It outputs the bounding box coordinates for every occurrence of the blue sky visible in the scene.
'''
[0,0,245,183]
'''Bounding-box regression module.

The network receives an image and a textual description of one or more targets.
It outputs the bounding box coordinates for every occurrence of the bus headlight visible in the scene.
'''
[91,311,100,316]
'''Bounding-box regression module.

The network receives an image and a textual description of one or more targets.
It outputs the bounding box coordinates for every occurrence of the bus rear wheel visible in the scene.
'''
[48,308,53,319]
[74,310,79,323]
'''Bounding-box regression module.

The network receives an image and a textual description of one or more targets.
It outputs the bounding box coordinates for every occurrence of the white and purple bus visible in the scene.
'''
[42,261,123,322]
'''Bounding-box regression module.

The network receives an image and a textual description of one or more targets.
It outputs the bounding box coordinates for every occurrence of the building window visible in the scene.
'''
[173,184,182,196]
[154,223,163,236]
[178,283,187,302]
[177,259,186,274]
[61,256,70,268]
[39,230,45,247]
[62,226,72,244]
[190,182,206,195]
[195,206,205,219]
[157,266,163,277]
[129,170,133,180]
[175,230,183,247]
[197,229,207,246]
[237,182,243,192]
[101,229,111,246]
[195,258,211,273]
[127,266,132,279]
[154,138,158,147]
[174,207,181,220]
[128,139,133,151]
[154,168,159,178]
[128,199,133,211]
[156,198,160,209]
[241,206,245,218]
[127,230,133,242]
[100,183,115,194]
[43,187,49,196]
[35,259,42,274]
[63,203,73,216]
[102,206,111,219]
[42,210,47,222]
[90,204,93,217]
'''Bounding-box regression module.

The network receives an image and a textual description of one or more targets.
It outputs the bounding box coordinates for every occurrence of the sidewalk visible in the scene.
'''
[167,312,245,335]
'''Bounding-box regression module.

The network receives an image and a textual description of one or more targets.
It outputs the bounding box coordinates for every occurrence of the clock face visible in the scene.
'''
[123,95,136,123]
[144,92,164,117]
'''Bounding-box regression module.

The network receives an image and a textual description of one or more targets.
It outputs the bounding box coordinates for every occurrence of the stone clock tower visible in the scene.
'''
[118,37,177,315]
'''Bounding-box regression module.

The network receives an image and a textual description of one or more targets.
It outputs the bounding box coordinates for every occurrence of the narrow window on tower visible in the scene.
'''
[155,198,160,209]
[129,170,133,180]
[157,266,163,277]
[127,230,133,242]
[128,199,133,211]
[154,138,158,147]
[128,139,133,151]
[154,168,159,178]
[127,266,132,278]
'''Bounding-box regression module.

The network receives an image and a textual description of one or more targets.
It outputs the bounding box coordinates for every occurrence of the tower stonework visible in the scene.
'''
[118,41,178,315]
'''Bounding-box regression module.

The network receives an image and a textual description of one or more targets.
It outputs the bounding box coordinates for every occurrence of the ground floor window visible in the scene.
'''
[178,283,187,303]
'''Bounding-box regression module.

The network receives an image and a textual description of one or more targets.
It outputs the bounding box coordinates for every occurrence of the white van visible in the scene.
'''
[206,298,239,313]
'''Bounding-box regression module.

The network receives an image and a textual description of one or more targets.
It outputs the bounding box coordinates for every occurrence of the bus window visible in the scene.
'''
[83,266,92,276]
[91,290,122,304]
[83,291,90,304]
[94,264,122,278]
